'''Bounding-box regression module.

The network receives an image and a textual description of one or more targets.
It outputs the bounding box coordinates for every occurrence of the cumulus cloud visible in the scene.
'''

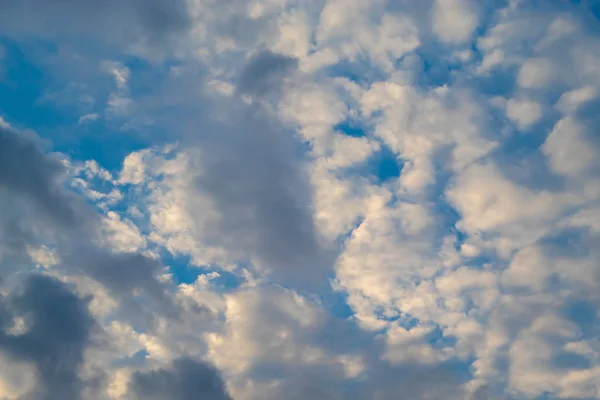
[236,50,298,97]
[1,0,600,399]
[543,116,597,177]
[0,123,176,322]
[432,0,479,44]
[505,97,543,130]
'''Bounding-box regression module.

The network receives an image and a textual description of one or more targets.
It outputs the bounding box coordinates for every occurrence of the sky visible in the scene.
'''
[0,0,599,399]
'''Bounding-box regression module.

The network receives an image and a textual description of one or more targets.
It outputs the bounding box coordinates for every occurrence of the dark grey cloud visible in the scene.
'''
[0,126,182,396]
[0,125,85,276]
[69,249,179,329]
[0,0,191,50]
[190,51,331,287]
[0,274,95,400]
[236,50,299,97]
[0,124,176,327]
[0,125,78,227]
[195,103,330,286]
[131,357,232,400]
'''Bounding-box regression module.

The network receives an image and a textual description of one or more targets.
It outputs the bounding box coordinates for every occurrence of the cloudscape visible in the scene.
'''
[1,0,600,399]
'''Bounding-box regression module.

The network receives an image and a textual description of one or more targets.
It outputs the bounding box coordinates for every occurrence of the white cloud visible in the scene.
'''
[543,116,597,177]
[446,162,579,253]
[432,0,479,44]
[555,85,598,114]
[383,324,451,365]
[26,245,59,268]
[334,200,446,330]
[517,57,556,89]
[506,312,594,398]
[119,149,154,185]
[505,97,542,130]
[100,211,146,253]
[271,9,312,59]
[102,61,131,89]
[77,112,99,124]
[0,116,10,129]
[314,0,420,73]
[0,354,36,399]
[206,287,326,375]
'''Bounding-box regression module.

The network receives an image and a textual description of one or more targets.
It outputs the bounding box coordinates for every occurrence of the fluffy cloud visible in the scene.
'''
[432,0,479,44]
[1,0,600,399]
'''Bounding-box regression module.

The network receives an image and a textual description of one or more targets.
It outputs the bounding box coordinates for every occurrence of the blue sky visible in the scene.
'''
[1,1,600,399]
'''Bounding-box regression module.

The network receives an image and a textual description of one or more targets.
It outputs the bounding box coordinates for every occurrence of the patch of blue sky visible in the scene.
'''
[333,119,367,138]
[64,120,149,172]
[209,270,244,292]
[112,349,149,368]
[161,253,202,285]
[565,0,600,19]
[395,312,421,331]
[161,252,243,291]
[0,38,69,130]
[442,358,479,390]
[563,300,599,340]
[321,286,355,320]
[324,58,387,85]
[409,50,459,90]
[492,138,565,192]
[540,227,591,259]
[123,57,183,97]
[434,172,467,229]
[0,39,151,174]
[428,325,458,351]
[367,145,402,183]
[336,143,402,185]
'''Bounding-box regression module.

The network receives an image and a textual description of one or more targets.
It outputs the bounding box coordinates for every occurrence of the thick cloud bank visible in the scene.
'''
[1,0,600,399]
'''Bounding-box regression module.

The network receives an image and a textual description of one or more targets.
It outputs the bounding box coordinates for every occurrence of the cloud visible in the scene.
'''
[0,274,95,400]
[2,1,600,399]
[130,357,232,400]
[0,122,176,331]
[236,50,298,97]
[432,0,479,44]
[0,0,192,54]
[0,124,79,227]
[517,57,557,89]
[505,97,543,130]
[77,113,100,124]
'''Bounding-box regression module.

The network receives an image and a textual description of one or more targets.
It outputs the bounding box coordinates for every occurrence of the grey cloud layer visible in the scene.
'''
[236,50,299,97]
[0,125,78,227]
[0,0,191,50]
[131,358,232,400]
